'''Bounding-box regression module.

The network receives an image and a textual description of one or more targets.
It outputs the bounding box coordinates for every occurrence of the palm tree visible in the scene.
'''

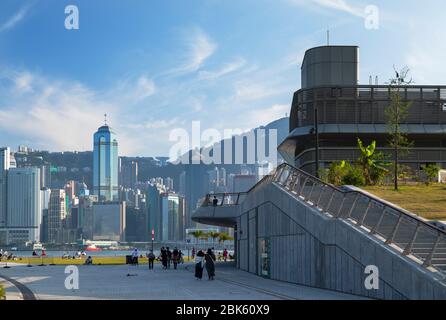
[218,232,234,244]
[207,231,220,245]
[188,230,205,245]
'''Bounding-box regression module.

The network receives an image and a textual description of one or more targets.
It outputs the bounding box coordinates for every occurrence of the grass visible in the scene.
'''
[4,256,193,266]
[0,285,5,300]
[363,184,446,220]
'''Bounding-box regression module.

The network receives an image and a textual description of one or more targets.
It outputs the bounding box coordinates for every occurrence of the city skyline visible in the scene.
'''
[1,0,446,156]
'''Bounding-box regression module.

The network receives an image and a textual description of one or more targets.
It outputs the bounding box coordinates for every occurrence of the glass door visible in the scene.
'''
[258,238,270,278]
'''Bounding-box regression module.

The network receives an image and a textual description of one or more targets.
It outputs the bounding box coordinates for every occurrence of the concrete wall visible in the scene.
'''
[236,182,446,300]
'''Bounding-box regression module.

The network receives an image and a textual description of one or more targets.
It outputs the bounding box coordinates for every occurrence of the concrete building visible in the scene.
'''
[160,192,185,241]
[146,182,165,241]
[0,147,10,228]
[232,174,256,193]
[93,121,119,201]
[279,45,446,173]
[48,189,66,244]
[192,45,446,300]
[6,167,42,245]
[119,159,138,188]
[92,202,126,241]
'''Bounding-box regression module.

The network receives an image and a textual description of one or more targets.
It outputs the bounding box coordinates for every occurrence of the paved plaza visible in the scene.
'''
[0,262,367,300]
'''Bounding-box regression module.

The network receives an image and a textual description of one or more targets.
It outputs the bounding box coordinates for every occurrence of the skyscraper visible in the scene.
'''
[0,147,10,228]
[93,118,119,202]
[7,167,42,244]
[48,189,66,243]
[119,159,138,188]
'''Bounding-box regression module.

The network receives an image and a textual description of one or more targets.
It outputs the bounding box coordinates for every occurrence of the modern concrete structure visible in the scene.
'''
[279,45,446,174]
[193,164,446,299]
[192,45,446,300]
[93,122,119,201]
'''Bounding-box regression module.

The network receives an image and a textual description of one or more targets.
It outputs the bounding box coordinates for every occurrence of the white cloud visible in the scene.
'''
[168,28,217,75]
[198,57,246,80]
[14,72,34,93]
[0,71,160,156]
[0,5,31,32]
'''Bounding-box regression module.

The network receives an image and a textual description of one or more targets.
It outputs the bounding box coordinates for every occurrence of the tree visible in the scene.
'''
[386,66,414,191]
[218,232,234,244]
[188,230,205,244]
[421,164,440,186]
[356,139,389,185]
[207,231,220,245]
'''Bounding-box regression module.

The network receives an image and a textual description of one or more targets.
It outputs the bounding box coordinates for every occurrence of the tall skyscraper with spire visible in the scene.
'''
[93,115,119,202]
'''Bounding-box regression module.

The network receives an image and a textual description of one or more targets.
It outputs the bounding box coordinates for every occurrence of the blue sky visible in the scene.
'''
[0,0,445,156]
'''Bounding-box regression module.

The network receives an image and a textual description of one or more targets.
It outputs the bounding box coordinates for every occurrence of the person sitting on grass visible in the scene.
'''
[84,256,93,265]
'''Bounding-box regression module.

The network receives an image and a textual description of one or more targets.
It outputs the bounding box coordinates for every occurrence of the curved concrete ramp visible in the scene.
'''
[194,164,446,300]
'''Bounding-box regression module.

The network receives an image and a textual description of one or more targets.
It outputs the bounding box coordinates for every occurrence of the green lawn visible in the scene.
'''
[363,184,446,220]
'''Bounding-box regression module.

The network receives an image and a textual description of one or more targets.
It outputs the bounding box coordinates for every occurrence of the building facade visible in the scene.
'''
[93,123,119,201]
[0,147,10,228]
[279,45,446,173]
[48,189,66,244]
[6,167,42,244]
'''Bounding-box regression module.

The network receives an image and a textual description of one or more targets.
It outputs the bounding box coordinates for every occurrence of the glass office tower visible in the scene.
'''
[93,123,119,201]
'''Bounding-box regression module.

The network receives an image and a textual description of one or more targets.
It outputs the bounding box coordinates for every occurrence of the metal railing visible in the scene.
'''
[201,192,248,207]
[200,162,446,275]
[273,163,446,275]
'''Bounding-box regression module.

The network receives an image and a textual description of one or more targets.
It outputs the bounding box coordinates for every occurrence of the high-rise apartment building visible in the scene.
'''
[119,159,138,188]
[48,189,66,243]
[6,167,42,244]
[0,147,10,228]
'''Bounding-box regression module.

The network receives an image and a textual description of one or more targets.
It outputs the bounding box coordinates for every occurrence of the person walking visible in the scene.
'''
[195,250,205,280]
[172,247,179,270]
[160,247,168,270]
[179,250,184,264]
[205,248,216,280]
[191,247,196,259]
[131,248,139,265]
[166,247,172,269]
[147,250,155,270]
[223,248,228,262]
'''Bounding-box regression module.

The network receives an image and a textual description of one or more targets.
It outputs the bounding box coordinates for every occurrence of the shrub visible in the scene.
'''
[327,161,349,186]
[342,164,366,186]
[421,164,441,186]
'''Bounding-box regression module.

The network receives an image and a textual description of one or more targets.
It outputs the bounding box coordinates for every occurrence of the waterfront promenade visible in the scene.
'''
[0,262,366,300]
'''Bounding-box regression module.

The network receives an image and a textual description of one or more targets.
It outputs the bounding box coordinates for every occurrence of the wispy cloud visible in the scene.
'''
[198,57,246,80]
[0,4,31,32]
[286,0,365,18]
[167,28,217,76]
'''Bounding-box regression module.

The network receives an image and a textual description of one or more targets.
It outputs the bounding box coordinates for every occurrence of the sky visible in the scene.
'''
[0,0,445,156]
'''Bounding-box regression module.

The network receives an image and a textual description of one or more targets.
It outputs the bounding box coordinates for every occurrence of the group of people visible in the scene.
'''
[194,248,216,280]
[0,249,14,261]
[158,247,184,270]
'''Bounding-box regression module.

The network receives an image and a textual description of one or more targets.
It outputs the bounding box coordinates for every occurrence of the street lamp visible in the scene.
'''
[309,107,320,178]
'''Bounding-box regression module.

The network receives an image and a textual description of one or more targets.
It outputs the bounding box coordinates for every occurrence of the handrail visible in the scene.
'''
[273,162,446,274]
[200,162,446,274]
